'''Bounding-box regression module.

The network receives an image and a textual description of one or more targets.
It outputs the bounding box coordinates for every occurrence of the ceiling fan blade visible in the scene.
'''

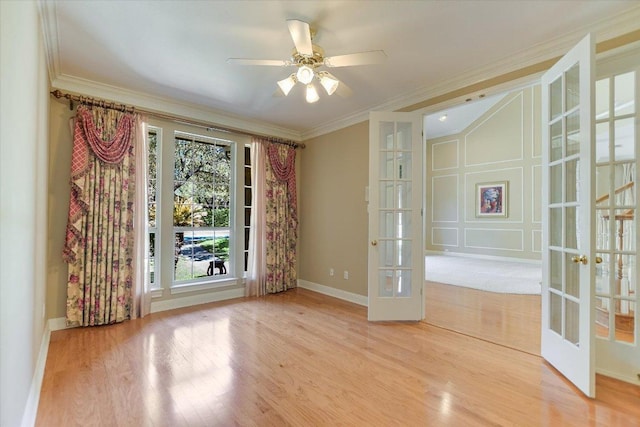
[227,58,290,66]
[324,50,387,67]
[287,19,313,56]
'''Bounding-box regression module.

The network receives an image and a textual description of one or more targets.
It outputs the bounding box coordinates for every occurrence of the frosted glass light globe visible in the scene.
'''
[296,65,314,85]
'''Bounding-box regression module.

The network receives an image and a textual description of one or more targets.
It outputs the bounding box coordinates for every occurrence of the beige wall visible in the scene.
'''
[426,86,542,260]
[299,121,369,296]
[47,88,539,312]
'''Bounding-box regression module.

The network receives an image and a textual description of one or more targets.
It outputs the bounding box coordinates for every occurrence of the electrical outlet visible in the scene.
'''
[329,268,334,276]
[343,271,349,280]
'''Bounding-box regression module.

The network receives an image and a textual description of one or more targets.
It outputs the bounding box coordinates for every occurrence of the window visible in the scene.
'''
[243,145,252,273]
[173,132,232,283]
[148,128,160,289]
[146,120,250,293]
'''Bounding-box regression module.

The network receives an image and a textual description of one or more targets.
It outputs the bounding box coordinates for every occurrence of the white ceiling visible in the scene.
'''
[424,93,507,139]
[41,1,640,140]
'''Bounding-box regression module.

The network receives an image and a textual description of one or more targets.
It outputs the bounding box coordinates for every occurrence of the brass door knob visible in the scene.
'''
[595,256,603,264]
[571,255,588,265]
[371,240,378,246]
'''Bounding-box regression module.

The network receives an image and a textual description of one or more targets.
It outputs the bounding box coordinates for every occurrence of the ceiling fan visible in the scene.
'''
[227,19,387,103]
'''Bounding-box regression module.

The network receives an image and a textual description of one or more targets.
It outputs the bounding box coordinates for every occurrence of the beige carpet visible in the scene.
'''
[425,255,542,294]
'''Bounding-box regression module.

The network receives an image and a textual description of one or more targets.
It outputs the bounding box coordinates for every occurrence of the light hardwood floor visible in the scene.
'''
[424,281,541,355]
[37,288,640,426]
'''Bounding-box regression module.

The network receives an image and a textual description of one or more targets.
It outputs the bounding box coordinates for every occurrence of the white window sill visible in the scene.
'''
[170,277,241,295]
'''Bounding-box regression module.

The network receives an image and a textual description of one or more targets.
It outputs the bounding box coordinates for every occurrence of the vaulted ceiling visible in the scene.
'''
[41,1,640,140]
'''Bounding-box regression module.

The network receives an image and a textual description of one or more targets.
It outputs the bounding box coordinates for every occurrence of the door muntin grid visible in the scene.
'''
[548,63,583,346]
[594,71,637,344]
[378,121,413,298]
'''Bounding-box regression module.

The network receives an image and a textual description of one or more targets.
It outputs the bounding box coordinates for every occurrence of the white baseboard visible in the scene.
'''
[297,280,368,307]
[425,249,541,265]
[596,367,640,387]
[49,288,246,319]
[21,321,51,427]
[48,317,70,331]
[150,287,245,313]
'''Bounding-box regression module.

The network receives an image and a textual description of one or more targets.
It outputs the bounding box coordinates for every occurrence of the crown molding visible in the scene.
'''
[37,0,60,86]
[302,6,640,140]
[39,0,301,141]
[51,73,303,141]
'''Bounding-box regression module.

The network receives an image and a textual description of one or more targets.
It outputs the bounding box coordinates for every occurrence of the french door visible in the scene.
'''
[368,112,424,321]
[541,34,596,397]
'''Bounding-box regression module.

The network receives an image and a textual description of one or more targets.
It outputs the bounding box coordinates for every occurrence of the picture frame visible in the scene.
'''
[476,181,508,217]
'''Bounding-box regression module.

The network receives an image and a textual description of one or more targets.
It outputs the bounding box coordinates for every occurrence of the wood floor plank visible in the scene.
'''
[36,288,639,426]
[425,281,541,355]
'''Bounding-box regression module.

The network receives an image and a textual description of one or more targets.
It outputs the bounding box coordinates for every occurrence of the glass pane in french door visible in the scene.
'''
[594,70,637,345]
[378,121,413,298]
[548,68,583,347]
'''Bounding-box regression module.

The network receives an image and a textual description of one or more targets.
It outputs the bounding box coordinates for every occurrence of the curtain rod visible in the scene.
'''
[50,90,305,149]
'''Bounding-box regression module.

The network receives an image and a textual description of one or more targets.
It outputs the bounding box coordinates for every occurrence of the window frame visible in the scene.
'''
[243,144,252,276]
[147,126,162,290]
[145,118,250,295]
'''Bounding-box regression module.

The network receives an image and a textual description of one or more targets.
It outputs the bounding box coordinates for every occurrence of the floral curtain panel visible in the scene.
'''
[63,105,139,327]
[264,142,298,293]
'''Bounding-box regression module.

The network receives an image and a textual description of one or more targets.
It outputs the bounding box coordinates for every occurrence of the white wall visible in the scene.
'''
[426,86,542,260]
[0,1,50,425]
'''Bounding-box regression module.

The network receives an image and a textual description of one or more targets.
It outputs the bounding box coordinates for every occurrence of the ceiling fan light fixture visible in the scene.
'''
[305,84,320,103]
[319,73,339,96]
[229,19,387,105]
[296,65,315,85]
[277,74,297,96]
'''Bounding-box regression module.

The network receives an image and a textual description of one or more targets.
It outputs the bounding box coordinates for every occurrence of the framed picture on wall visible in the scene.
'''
[476,181,508,217]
